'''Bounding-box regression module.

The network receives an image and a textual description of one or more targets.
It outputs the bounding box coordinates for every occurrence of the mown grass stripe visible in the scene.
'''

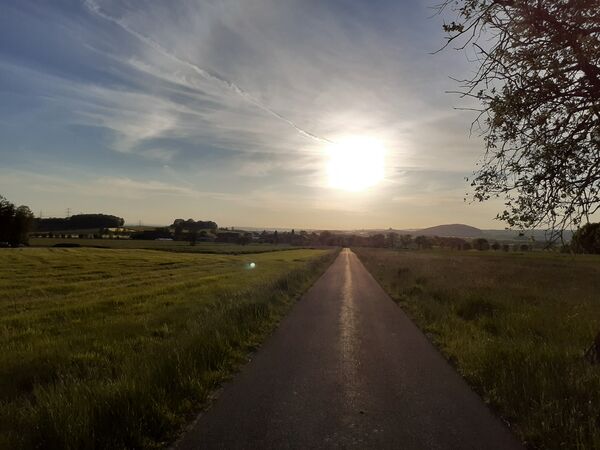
[0,247,338,450]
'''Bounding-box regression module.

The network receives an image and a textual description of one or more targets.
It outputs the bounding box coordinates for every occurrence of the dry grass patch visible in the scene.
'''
[355,248,600,450]
[0,247,337,449]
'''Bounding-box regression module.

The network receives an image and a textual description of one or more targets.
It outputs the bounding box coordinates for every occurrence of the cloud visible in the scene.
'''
[84,0,330,144]
[5,0,479,172]
[0,0,498,227]
[236,161,278,177]
[93,177,197,198]
[80,0,422,165]
[0,168,221,200]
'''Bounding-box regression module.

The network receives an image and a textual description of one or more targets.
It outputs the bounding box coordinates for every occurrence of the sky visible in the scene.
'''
[0,0,507,230]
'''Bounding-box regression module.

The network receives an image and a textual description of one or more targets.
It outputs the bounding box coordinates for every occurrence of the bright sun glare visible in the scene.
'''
[327,136,386,192]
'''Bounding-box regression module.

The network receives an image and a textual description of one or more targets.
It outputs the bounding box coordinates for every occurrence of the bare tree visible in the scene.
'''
[438,0,600,240]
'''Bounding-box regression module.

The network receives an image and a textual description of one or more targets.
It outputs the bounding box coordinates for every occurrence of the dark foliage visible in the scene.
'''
[131,228,172,240]
[171,219,218,242]
[0,195,34,247]
[36,214,124,231]
[415,235,433,249]
[472,238,490,251]
[171,218,218,231]
[571,222,600,253]
[437,236,470,250]
[440,0,600,238]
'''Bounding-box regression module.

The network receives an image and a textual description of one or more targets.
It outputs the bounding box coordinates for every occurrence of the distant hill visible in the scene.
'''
[415,224,484,238]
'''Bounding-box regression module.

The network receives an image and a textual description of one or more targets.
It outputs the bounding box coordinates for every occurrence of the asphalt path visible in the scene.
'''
[174,248,523,449]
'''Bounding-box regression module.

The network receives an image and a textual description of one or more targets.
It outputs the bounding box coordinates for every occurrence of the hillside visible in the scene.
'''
[415,224,484,238]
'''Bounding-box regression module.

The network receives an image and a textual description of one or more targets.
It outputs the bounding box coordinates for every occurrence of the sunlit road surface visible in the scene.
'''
[174,249,523,449]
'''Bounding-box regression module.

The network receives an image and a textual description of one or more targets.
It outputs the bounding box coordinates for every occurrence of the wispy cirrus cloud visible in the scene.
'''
[0,0,499,228]
[0,169,198,199]
[84,0,331,145]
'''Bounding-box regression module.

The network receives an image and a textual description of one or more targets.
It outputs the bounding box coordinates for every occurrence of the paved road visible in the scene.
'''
[174,249,522,449]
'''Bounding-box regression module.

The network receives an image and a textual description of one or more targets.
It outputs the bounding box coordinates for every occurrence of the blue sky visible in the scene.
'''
[1,0,505,229]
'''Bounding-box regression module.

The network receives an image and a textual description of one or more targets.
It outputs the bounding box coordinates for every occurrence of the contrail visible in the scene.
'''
[84,0,330,144]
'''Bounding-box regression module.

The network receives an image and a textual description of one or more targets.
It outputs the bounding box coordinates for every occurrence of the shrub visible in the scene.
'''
[571,223,600,254]
[472,238,490,251]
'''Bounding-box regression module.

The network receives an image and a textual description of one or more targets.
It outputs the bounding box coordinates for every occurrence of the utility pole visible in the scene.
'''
[66,208,71,218]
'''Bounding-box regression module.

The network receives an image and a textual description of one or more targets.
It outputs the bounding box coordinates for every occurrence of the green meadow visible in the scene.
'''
[0,247,337,450]
[29,237,298,254]
[354,248,600,449]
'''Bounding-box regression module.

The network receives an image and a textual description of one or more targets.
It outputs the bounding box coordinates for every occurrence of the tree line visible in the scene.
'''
[0,195,34,247]
[1,194,128,246]
[3,192,599,253]
[36,214,124,231]
[307,232,532,252]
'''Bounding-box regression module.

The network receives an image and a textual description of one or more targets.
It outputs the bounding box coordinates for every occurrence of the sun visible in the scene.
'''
[326,136,386,192]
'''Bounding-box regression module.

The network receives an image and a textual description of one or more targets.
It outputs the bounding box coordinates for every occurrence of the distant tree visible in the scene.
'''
[170,218,218,233]
[68,214,124,229]
[237,233,252,246]
[0,196,34,246]
[571,222,600,254]
[196,220,218,230]
[502,244,510,252]
[36,214,124,231]
[12,206,34,246]
[438,236,468,250]
[440,0,600,239]
[472,238,490,251]
[370,234,386,248]
[456,238,469,250]
[189,230,198,246]
[399,234,413,249]
[131,228,171,240]
[318,231,332,246]
[0,195,16,243]
[414,235,433,250]
[387,232,399,248]
[491,242,501,251]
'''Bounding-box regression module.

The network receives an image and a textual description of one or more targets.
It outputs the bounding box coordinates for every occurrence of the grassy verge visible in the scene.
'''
[0,247,338,450]
[29,238,302,254]
[354,248,600,449]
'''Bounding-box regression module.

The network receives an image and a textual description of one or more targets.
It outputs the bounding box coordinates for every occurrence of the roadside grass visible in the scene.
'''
[0,247,338,450]
[29,238,301,254]
[354,248,600,450]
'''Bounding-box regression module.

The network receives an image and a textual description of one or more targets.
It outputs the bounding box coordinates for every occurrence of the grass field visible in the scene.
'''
[354,248,600,449]
[0,247,338,450]
[29,237,299,254]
